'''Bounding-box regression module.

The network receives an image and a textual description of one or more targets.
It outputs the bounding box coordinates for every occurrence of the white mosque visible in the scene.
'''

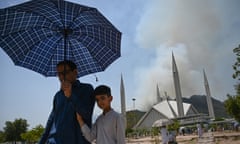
[120,52,215,129]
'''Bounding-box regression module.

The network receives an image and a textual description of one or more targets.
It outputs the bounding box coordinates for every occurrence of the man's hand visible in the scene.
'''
[61,81,72,97]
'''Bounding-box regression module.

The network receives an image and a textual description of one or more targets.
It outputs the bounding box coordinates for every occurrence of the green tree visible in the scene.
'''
[3,118,28,143]
[21,124,44,143]
[224,94,240,122]
[167,120,180,132]
[224,45,240,122]
[232,45,240,80]
[0,130,5,143]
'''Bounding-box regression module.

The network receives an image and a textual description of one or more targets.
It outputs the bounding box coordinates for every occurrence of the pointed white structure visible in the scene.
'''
[120,74,127,128]
[134,100,199,129]
[156,84,162,103]
[166,98,178,118]
[164,91,168,100]
[203,69,215,119]
[172,52,184,117]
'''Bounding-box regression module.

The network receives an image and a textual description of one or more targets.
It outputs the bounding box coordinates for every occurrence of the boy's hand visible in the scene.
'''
[76,113,85,126]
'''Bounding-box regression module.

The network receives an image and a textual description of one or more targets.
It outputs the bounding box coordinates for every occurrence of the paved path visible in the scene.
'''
[197,132,215,144]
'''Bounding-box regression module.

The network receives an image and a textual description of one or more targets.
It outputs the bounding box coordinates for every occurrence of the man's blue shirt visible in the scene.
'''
[39,80,95,144]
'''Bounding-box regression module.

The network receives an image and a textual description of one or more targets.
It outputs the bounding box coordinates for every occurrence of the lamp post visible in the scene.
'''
[132,98,136,110]
[132,98,136,131]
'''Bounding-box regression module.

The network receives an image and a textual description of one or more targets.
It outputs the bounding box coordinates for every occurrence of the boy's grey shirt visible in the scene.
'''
[81,109,126,144]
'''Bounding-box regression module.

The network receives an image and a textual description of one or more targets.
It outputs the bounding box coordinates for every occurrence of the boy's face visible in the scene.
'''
[95,94,112,111]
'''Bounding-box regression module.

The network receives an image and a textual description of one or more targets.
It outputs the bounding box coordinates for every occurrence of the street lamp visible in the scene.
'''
[132,98,136,110]
[132,98,137,131]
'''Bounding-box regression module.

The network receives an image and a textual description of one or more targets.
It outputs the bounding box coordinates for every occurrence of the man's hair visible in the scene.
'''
[94,85,111,96]
[57,60,77,71]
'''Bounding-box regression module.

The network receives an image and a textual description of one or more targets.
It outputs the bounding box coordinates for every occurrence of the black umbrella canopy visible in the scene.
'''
[0,0,121,77]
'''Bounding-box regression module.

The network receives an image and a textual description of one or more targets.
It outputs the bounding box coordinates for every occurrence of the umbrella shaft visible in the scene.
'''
[63,29,72,80]
[64,30,67,61]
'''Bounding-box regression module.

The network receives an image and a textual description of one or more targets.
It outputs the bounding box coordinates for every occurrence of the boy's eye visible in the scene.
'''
[95,95,107,101]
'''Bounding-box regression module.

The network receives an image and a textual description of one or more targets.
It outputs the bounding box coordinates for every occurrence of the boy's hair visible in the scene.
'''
[57,60,77,71]
[94,85,111,96]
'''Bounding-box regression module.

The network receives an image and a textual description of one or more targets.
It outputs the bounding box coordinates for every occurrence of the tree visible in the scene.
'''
[0,130,5,143]
[224,45,240,122]
[232,45,240,80]
[3,118,28,143]
[224,94,240,122]
[21,124,44,143]
[167,120,180,132]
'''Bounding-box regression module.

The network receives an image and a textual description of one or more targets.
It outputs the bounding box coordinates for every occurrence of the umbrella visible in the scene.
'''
[152,118,173,127]
[0,0,121,77]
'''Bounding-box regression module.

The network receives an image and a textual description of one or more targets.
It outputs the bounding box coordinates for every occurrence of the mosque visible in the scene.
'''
[120,52,215,129]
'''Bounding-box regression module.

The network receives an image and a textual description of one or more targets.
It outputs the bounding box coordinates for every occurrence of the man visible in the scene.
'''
[39,60,95,144]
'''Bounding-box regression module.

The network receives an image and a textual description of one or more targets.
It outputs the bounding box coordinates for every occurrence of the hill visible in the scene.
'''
[126,110,145,129]
[182,95,230,118]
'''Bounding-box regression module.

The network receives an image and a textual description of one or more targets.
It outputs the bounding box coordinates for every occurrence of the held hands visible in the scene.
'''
[61,81,72,97]
[76,112,85,126]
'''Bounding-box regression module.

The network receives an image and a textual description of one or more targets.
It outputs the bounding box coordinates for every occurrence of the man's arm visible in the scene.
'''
[71,83,95,127]
[38,96,57,144]
[38,110,54,144]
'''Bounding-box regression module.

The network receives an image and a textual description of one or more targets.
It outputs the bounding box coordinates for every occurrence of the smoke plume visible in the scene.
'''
[134,0,240,110]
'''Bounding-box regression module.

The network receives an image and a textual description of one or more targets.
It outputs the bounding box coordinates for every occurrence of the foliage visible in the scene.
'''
[213,117,225,121]
[21,124,44,143]
[224,45,240,122]
[0,131,5,143]
[232,45,240,80]
[151,127,159,136]
[135,128,149,136]
[3,118,28,143]
[167,120,180,132]
[224,94,240,122]
[125,128,134,135]
[209,123,217,131]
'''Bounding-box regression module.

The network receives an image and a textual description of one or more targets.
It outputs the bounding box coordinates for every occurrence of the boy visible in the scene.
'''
[76,85,126,144]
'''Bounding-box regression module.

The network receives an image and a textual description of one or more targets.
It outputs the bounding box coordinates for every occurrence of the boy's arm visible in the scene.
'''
[76,113,96,142]
[76,112,85,126]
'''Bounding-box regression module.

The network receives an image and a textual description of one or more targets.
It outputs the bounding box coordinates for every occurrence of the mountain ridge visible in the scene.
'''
[182,95,229,118]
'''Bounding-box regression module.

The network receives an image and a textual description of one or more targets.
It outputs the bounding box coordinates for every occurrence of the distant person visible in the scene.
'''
[160,125,168,144]
[197,123,203,138]
[76,85,126,144]
[181,128,185,136]
[168,130,177,144]
[234,121,239,131]
[38,60,95,144]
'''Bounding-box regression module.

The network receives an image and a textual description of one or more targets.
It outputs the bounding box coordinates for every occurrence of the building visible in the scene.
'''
[134,99,199,129]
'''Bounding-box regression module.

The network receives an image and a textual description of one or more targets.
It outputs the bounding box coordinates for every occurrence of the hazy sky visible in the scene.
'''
[1,0,239,130]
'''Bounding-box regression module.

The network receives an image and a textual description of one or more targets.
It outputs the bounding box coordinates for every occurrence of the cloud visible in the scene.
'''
[133,0,239,110]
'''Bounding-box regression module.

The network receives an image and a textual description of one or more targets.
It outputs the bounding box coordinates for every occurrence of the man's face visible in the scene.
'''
[56,64,77,83]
